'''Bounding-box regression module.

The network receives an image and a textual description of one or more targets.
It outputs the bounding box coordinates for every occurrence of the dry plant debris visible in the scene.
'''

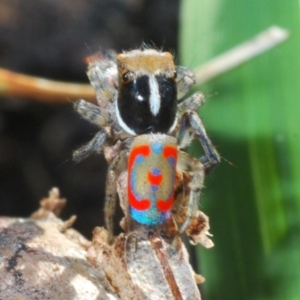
[0,26,288,104]
[0,187,213,299]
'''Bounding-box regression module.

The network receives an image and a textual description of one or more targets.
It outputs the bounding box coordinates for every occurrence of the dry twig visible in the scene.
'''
[194,26,289,84]
[0,67,95,103]
[0,26,288,104]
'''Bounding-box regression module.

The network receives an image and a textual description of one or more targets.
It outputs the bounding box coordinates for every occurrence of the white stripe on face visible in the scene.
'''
[148,74,161,116]
[115,100,137,135]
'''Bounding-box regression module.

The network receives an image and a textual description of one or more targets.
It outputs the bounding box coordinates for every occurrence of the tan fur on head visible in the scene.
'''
[117,49,176,77]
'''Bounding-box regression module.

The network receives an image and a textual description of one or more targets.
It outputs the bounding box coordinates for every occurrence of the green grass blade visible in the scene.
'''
[180,1,300,299]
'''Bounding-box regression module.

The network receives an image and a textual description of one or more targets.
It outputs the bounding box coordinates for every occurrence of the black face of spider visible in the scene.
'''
[116,72,177,135]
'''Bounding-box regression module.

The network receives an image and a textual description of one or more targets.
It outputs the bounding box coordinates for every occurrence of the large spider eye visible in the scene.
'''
[122,71,135,84]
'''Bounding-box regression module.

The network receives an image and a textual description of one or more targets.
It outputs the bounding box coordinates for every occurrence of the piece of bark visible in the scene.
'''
[87,225,202,300]
[87,171,214,300]
[0,189,118,300]
[0,187,212,299]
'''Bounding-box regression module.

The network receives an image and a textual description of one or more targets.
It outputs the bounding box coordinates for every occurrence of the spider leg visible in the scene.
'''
[177,107,221,172]
[177,151,205,235]
[176,93,205,149]
[176,66,196,99]
[73,129,109,162]
[187,111,221,171]
[87,54,118,107]
[74,99,111,127]
[104,150,127,243]
[178,92,205,112]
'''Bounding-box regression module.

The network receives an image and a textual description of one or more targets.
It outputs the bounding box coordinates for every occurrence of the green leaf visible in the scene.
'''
[180,1,300,299]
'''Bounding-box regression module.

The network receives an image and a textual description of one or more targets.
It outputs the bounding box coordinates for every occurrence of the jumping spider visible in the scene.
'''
[73,48,220,242]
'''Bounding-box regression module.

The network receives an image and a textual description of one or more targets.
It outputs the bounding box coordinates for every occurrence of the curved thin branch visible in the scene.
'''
[194,26,289,85]
[0,26,289,104]
[0,68,96,103]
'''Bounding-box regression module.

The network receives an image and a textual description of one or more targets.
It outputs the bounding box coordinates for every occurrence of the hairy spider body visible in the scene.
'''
[73,48,220,242]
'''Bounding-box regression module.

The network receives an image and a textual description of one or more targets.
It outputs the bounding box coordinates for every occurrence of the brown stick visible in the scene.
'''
[194,26,289,85]
[0,26,289,104]
[0,67,96,103]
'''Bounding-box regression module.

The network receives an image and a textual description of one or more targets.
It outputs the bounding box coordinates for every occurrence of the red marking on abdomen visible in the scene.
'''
[128,145,150,171]
[148,171,163,185]
[128,145,151,211]
[157,196,174,212]
[163,146,177,160]
[157,145,177,212]
[128,193,151,211]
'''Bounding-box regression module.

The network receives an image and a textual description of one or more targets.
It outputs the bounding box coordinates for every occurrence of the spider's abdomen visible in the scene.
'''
[116,49,178,135]
[128,134,178,225]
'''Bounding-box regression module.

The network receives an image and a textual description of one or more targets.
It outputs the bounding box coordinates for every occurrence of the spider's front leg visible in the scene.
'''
[73,99,114,162]
[176,65,196,99]
[187,110,221,171]
[86,50,118,107]
[177,93,221,172]
[74,99,111,127]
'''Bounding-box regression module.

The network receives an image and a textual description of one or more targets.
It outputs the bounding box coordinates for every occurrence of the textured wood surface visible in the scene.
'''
[0,188,211,299]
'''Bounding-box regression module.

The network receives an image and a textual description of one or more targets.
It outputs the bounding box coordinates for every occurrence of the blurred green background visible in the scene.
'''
[1,0,299,298]
[180,1,300,299]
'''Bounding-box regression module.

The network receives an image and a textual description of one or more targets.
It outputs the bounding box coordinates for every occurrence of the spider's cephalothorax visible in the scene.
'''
[116,50,177,135]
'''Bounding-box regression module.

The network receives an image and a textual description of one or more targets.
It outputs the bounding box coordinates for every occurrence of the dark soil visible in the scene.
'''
[0,0,179,238]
